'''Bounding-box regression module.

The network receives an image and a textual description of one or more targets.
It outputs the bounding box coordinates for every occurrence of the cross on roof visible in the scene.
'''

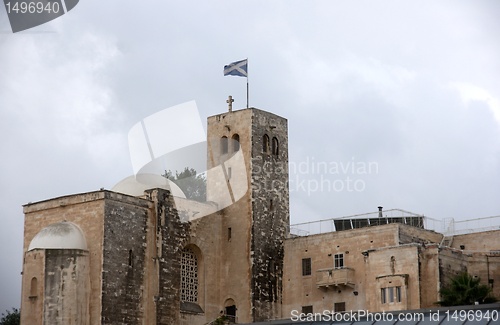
[226,95,234,112]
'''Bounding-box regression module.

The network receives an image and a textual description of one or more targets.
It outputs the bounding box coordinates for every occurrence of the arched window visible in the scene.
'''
[263,134,270,153]
[30,277,38,297]
[221,136,228,155]
[232,134,240,152]
[272,137,279,156]
[181,247,199,303]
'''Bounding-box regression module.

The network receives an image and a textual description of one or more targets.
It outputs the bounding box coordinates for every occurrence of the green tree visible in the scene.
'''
[438,272,496,306]
[0,308,20,325]
[163,167,207,202]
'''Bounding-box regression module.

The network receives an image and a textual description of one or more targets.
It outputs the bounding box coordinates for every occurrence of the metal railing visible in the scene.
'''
[288,209,500,237]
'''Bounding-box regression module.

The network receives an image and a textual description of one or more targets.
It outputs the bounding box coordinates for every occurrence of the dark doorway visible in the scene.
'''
[225,304,236,317]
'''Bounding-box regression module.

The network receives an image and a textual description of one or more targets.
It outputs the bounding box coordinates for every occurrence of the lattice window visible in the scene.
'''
[181,247,198,302]
[302,258,311,276]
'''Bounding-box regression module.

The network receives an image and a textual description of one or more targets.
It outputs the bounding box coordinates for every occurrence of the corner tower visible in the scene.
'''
[206,105,289,322]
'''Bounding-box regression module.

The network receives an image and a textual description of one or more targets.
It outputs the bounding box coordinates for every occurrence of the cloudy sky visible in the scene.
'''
[1,0,499,312]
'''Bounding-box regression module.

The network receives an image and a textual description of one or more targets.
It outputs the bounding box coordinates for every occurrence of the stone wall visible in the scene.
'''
[148,188,191,325]
[418,245,440,308]
[398,224,443,245]
[250,109,289,322]
[437,247,500,302]
[44,249,89,325]
[101,196,151,324]
[20,250,45,325]
[450,230,500,251]
[281,224,451,316]
[365,245,421,312]
[283,224,402,316]
[22,192,107,324]
[206,107,290,323]
[206,108,254,323]
[438,248,468,289]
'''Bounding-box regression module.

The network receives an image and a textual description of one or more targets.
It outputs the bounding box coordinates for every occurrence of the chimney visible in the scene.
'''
[378,206,383,218]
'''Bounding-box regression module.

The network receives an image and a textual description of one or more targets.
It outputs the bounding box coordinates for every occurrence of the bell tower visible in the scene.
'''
[206,100,289,322]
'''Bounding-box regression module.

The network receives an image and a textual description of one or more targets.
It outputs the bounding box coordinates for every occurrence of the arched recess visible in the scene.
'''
[272,137,279,156]
[180,244,205,313]
[263,134,270,153]
[30,277,38,297]
[221,136,228,155]
[231,134,240,152]
[223,298,237,319]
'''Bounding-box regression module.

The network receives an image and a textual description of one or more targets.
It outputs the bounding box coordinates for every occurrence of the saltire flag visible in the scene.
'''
[224,59,248,77]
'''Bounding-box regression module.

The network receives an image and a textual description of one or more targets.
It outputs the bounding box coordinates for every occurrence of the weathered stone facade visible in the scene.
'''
[283,223,500,317]
[20,105,498,324]
[21,107,290,324]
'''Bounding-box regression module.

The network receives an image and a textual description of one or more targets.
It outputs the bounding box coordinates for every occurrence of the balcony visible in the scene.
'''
[316,267,355,289]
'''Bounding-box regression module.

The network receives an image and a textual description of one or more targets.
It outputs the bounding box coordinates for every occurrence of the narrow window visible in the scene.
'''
[381,288,386,304]
[334,253,344,269]
[30,277,38,297]
[228,227,232,241]
[301,305,313,315]
[269,199,273,211]
[388,287,395,303]
[334,302,346,312]
[227,167,232,180]
[396,286,402,302]
[263,134,270,153]
[232,134,240,152]
[272,137,279,155]
[302,258,311,276]
[221,136,228,154]
[128,250,133,267]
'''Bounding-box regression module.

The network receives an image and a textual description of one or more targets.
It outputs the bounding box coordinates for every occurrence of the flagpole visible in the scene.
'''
[246,58,249,108]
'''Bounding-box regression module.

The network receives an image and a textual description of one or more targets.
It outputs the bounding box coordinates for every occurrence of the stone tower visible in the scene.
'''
[206,106,290,322]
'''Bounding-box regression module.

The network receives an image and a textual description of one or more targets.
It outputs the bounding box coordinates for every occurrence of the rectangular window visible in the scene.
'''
[302,258,311,276]
[228,227,232,241]
[396,286,402,302]
[301,305,313,315]
[381,288,386,304]
[334,302,346,312]
[388,287,395,303]
[334,253,344,269]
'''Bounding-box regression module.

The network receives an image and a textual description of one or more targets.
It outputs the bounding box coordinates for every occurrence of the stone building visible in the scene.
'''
[283,217,500,317]
[20,105,499,324]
